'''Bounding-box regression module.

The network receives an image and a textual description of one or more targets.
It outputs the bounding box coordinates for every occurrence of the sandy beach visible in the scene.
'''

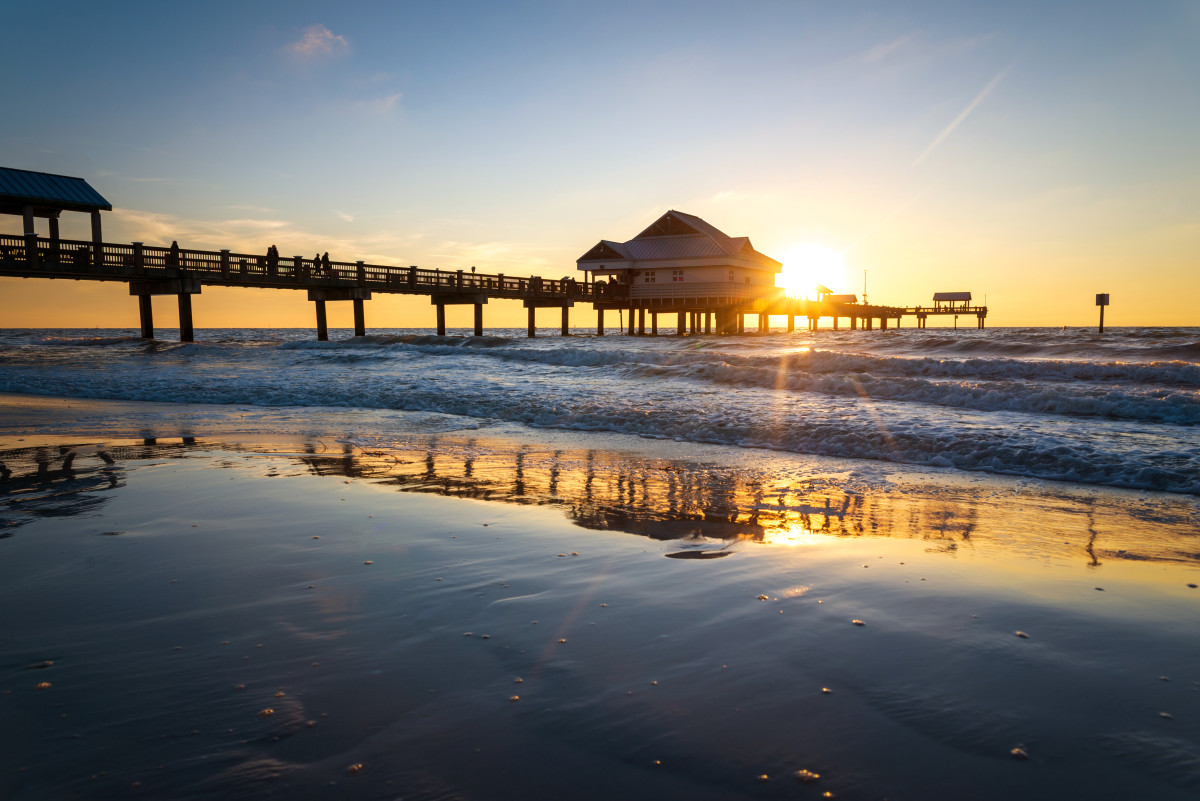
[2,394,1198,800]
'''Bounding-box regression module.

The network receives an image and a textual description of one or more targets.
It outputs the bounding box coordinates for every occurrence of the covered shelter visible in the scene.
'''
[932,291,972,310]
[577,210,781,301]
[576,210,781,336]
[0,167,112,254]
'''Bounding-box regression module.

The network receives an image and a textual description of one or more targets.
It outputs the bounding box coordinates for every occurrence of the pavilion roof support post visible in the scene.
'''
[23,232,38,269]
[48,213,59,245]
[90,212,103,266]
[22,205,34,235]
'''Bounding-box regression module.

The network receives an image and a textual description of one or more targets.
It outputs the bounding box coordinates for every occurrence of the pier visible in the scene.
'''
[1,169,986,339]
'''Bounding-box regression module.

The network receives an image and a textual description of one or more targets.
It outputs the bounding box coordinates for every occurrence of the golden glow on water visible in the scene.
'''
[776,244,846,298]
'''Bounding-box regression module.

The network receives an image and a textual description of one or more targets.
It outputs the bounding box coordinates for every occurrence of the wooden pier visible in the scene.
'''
[0,232,987,338]
[0,168,988,340]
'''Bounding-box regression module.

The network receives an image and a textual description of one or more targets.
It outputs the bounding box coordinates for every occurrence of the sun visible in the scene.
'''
[776,244,845,298]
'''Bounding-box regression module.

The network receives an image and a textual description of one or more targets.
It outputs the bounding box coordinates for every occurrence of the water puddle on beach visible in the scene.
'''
[1,435,1199,800]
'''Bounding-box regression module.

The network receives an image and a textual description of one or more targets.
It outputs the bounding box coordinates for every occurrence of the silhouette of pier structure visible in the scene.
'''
[1,167,986,339]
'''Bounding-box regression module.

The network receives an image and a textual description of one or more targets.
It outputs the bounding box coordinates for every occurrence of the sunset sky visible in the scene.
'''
[3,0,1197,328]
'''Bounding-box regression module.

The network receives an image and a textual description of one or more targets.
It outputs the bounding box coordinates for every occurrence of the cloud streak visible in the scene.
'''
[913,62,1013,168]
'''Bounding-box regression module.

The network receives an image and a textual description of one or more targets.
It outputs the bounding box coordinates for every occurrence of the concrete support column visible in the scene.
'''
[353,298,366,336]
[737,314,744,334]
[638,307,645,335]
[627,307,635,336]
[678,311,686,335]
[138,295,154,339]
[758,313,767,333]
[787,315,795,332]
[651,312,658,336]
[177,293,194,342]
[851,316,858,330]
[315,300,329,341]
[561,305,569,336]
[865,317,873,331]
[474,303,484,336]
[597,309,605,336]
[527,306,536,338]
[436,304,447,336]
[880,317,888,331]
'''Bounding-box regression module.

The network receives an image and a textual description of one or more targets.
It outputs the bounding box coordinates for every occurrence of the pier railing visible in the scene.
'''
[0,233,608,302]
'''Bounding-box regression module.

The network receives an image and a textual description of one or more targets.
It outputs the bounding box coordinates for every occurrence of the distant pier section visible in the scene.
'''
[1,169,986,339]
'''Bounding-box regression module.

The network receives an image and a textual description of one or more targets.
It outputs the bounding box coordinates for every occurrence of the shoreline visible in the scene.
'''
[2,395,1199,799]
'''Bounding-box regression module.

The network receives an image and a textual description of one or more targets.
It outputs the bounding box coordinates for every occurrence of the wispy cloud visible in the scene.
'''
[334,210,354,223]
[286,25,349,59]
[862,33,917,63]
[912,62,1013,168]
[355,91,403,115]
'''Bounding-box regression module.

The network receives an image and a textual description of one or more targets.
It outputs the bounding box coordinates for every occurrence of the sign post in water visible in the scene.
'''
[1096,293,1110,333]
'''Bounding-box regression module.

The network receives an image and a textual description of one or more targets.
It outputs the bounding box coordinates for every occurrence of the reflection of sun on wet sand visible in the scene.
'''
[2,427,1199,799]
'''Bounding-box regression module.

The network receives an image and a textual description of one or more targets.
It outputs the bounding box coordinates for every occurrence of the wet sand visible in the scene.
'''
[1,396,1199,799]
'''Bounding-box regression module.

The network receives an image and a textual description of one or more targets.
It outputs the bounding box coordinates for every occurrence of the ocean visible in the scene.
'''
[2,325,1200,800]
[1,325,1197,494]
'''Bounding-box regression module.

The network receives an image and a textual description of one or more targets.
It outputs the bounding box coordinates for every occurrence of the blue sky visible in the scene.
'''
[3,0,1198,326]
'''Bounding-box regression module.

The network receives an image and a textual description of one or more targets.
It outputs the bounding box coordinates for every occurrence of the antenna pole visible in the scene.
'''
[863,270,868,305]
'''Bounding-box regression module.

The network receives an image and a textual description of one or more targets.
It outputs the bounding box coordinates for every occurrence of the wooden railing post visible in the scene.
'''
[294,255,304,281]
[356,261,366,286]
[220,250,230,280]
[456,269,463,290]
[132,242,144,275]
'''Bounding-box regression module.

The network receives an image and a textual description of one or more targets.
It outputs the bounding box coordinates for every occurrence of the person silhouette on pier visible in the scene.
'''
[267,244,279,276]
[321,252,332,278]
[168,240,180,267]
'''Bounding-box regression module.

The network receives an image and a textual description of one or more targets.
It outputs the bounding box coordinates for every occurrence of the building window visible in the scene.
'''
[672,270,685,282]
[727,269,735,282]
[644,271,656,283]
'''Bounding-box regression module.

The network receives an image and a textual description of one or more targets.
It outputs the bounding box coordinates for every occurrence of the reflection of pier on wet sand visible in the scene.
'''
[5,437,1196,569]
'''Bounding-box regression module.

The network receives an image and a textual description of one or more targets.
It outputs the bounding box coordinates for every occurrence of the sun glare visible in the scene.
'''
[777,244,845,298]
